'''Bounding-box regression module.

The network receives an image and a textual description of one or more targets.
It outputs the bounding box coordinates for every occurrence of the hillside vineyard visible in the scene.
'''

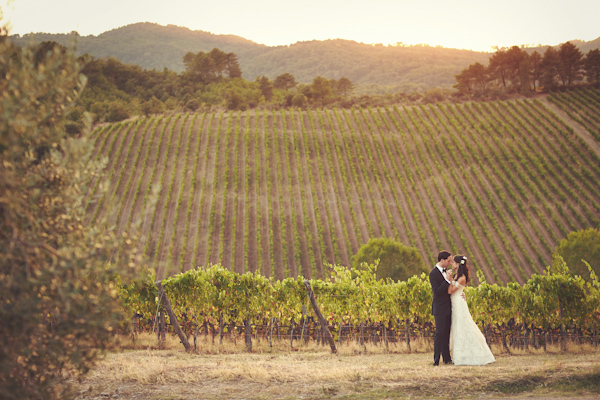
[85,90,600,284]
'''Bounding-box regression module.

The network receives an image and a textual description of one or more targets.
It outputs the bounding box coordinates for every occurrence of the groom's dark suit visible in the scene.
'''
[429,265,452,365]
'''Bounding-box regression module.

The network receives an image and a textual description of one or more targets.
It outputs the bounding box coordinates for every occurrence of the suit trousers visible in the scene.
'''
[433,313,452,364]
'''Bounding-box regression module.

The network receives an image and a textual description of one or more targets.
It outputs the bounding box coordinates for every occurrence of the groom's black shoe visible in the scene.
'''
[444,360,453,365]
[433,362,439,366]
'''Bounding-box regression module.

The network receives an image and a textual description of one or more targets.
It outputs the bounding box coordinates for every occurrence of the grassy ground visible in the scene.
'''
[73,334,600,400]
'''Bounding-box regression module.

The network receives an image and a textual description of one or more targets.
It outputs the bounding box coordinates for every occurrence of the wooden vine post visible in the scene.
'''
[303,280,337,354]
[156,280,192,352]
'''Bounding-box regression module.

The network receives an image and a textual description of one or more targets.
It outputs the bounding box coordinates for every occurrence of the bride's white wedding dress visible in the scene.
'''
[449,283,495,365]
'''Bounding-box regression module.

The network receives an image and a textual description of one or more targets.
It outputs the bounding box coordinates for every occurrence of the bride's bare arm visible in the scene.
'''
[448,275,467,294]
[447,272,459,294]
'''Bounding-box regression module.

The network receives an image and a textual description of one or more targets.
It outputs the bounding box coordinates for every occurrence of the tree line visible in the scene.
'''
[15,42,358,127]
[455,42,600,97]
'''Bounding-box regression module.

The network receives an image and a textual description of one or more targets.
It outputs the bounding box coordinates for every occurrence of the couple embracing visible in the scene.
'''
[429,251,495,366]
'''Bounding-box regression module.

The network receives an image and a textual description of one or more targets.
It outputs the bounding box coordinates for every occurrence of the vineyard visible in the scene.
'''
[121,260,600,352]
[86,88,600,284]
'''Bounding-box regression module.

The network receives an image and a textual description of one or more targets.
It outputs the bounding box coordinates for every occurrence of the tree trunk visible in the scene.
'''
[155,281,192,352]
[383,324,389,352]
[158,311,166,348]
[244,291,252,352]
[218,311,224,346]
[500,323,510,353]
[303,280,337,354]
[289,320,295,348]
[245,318,252,352]
[194,315,199,351]
[405,319,411,353]
[131,313,138,344]
[559,302,567,352]
[301,305,307,344]
[269,317,274,348]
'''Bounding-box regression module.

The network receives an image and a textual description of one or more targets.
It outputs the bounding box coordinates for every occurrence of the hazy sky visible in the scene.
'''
[2,0,598,52]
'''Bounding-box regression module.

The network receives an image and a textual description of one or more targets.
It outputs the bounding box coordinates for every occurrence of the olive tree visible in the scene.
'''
[0,22,143,399]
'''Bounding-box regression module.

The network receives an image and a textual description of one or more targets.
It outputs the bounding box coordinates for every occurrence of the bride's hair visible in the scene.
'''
[453,255,471,284]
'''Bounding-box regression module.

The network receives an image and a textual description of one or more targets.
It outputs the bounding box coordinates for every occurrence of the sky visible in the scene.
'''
[1,0,599,52]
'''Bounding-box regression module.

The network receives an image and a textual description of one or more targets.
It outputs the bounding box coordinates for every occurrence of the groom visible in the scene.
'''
[429,250,454,366]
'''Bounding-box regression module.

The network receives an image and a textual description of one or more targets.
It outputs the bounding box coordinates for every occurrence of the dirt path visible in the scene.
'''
[540,97,600,159]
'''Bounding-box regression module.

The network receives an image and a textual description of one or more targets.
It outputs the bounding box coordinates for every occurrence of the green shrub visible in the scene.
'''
[353,238,427,281]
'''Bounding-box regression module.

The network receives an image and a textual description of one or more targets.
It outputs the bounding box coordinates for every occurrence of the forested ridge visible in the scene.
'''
[8,22,490,92]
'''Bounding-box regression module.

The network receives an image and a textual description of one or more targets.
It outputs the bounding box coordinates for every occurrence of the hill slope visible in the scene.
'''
[85,89,600,284]
[9,22,492,92]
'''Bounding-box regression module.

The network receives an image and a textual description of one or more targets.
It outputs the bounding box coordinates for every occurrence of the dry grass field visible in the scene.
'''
[72,334,600,400]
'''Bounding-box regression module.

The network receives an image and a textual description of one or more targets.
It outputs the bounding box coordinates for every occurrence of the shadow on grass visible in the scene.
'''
[484,370,600,395]
[334,371,600,399]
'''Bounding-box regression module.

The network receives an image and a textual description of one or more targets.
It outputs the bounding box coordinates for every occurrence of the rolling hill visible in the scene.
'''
[84,88,600,284]
[8,22,491,92]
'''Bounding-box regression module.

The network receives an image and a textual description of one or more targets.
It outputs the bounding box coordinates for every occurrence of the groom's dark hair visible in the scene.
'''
[437,250,452,262]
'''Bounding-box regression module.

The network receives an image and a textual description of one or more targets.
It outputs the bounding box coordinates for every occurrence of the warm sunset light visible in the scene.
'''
[2,0,599,51]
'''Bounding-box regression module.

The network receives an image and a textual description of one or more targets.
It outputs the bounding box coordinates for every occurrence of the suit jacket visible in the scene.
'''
[429,266,451,316]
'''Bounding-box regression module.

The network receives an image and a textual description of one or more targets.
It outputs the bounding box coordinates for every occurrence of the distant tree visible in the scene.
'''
[291,92,307,108]
[352,238,427,282]
[556,41,583,86]
[454,68,473,93]
[225,52,242,78]
[488,49,509,88]
[209,48,228,77]
[274,72,297,90]
[554,228,600,279]
[529,51,542,91]
[505,46,528,88]
[183,48,241,84]
[584,48,600,84]
[184,98,200,111]
[257,75,273,101]
[540,46,559,90]
[311,76,333,105]
[107,99,130,122]
[142,96,165,116]
[519,54,531,96]
[336,77,354,97]
[226,89,246,110]
[454,62,487,94]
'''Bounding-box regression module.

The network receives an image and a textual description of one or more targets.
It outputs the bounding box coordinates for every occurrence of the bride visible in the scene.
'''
[448,255,495,365]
